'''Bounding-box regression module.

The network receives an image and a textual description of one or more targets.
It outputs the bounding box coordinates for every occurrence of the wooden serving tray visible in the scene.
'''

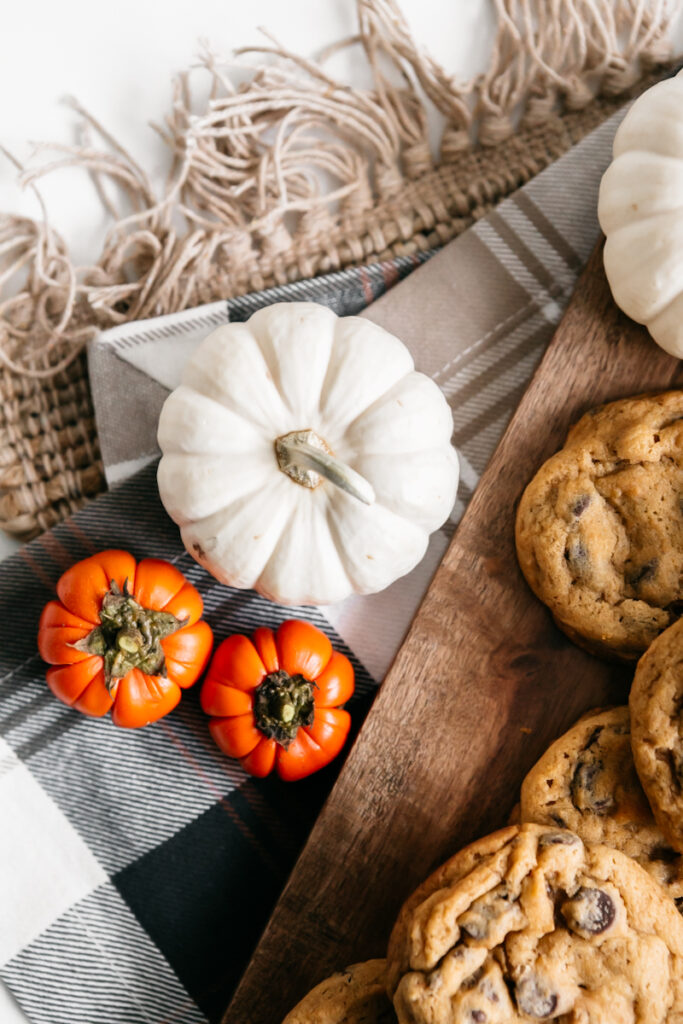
[223,242,683,1024]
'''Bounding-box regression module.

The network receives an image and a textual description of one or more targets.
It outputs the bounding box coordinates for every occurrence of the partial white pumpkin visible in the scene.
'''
[598,70,683,357]
[157,302,458,605]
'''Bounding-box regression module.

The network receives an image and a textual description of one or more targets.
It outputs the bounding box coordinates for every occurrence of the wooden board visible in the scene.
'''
[223,242,683,1024]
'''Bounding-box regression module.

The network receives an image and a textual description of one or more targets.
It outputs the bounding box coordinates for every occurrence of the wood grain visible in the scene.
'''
[223,242,683,1024]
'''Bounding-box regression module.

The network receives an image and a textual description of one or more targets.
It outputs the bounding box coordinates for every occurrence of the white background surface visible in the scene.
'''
[1,2,682,1021]
[0,0,497,266]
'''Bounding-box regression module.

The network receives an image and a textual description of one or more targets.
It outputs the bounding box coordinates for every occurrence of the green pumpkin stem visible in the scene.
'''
[71,579,186,693]
[253,670,316,748]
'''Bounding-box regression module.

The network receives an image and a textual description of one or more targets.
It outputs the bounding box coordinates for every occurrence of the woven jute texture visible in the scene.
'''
[0,355,103,537]
[0,57,676,538]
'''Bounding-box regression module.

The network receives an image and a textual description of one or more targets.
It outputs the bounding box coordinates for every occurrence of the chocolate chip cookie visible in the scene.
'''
[520,706,683,909]
[283,960,395,1023]
[386,823,683,1023]
[631,617,683,855]
[515,391,683,659]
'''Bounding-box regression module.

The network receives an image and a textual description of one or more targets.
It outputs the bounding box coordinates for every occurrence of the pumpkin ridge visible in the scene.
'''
[185,479,294,589]
[183,325,290,431]
[246,303,338,421]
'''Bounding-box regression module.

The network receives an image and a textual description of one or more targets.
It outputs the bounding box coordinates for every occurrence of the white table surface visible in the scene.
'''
[1,2,682,1021]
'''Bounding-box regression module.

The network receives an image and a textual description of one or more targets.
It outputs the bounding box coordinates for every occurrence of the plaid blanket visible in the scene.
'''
[1,104,624,1023]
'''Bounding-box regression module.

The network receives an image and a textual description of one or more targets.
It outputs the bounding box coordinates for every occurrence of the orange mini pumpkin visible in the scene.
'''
[38,549,213,728]
[202,620,354,781]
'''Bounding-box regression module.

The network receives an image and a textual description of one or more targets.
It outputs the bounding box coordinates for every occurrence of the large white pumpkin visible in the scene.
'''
[598,70,683,357]
[157,302,458,605]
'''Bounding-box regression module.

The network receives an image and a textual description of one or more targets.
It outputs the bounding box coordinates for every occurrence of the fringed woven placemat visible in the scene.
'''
[0,0,678,538]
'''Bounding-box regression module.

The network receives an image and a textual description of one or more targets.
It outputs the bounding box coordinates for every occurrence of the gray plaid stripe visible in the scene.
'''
[443,309,561,475]
[0,660,81,759]
[224,253,432,321]
[442,311,556,410]
[429,165,600,476]
[511,192,583,276]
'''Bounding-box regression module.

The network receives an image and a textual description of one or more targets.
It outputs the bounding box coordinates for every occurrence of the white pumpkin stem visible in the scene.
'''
[275,429,375,506]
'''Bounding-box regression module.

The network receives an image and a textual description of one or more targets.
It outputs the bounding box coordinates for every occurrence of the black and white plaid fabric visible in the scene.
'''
[1,475,379,1023]
[1,101,627,1024]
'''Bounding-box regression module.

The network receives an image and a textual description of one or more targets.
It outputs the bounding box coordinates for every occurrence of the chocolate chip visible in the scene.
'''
[461,920,486,940]
[565,537,589,576]
[571,494,591,517]
[539,830,578,846]
[427,970,442,991]
[471,1013,486,1023]
[627,559,658,587]
[459,888,516,940]
[584,726,603,748]
[571,760,597,802]
[656,747,683,793]
[650,844,680,865]
[562,886,615,935]
[461,967,484,990]
[480,980,499,1003]
[571,748,616,817]
[515,976,558,1018]
[549,813,568,829]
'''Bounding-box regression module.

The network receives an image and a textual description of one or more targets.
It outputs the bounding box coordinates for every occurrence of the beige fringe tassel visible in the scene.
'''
[0,0,676,379]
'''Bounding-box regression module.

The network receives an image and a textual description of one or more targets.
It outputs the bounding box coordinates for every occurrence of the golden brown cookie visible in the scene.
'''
[515,390,683,659]
[283,959,394,1024]
[386,823,683,1023]
[520,706,683,909]
[631,617,683,855]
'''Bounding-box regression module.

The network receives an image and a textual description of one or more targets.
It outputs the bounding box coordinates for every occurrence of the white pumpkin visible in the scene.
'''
[157,302,458,605]
[598,69,683,357]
